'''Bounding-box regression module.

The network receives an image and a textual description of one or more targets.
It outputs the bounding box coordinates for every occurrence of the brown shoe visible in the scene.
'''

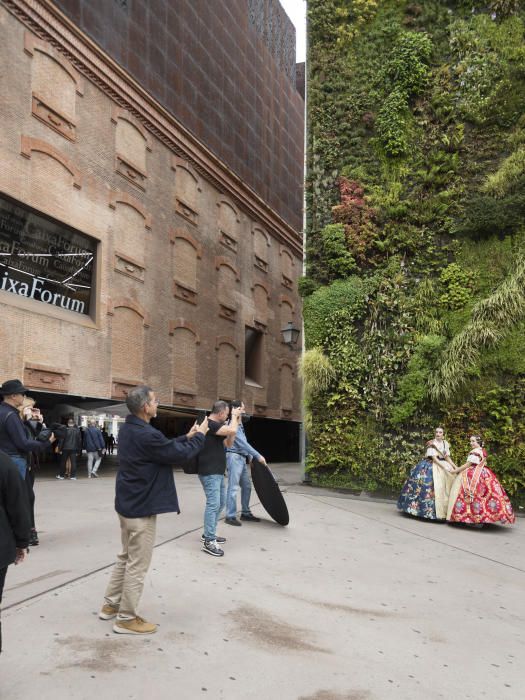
[99,603,119,620]
[113,616,157,635]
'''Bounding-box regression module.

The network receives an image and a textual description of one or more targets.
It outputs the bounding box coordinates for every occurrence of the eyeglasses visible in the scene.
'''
[147,398,160,405]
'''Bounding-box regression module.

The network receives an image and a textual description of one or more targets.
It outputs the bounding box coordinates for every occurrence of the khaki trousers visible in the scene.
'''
[104,514,157,620]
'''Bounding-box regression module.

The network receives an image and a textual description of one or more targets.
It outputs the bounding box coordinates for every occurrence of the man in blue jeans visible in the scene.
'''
[225,400,266,526]
[197,401,242,557]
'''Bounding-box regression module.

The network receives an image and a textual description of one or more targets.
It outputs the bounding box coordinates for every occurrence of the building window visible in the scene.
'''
[245,327,263,386]
[0,192,96,316]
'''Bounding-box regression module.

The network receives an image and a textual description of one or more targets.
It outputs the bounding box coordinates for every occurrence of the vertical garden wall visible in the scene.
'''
[303,0,525,504]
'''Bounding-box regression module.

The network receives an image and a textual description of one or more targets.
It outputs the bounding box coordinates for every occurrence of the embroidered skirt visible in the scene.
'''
[447,466,515,525]
[397,459,438,520]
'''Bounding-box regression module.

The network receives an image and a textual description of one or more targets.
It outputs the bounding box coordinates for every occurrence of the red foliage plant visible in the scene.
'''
[332,177,379,266]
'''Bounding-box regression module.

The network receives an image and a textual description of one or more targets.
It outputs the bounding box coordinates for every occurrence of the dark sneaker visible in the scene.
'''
[202,540,224,557]
[201,534,226,544]
[240,513,261,522]
[225,518,242,526]
[29,529,39,546]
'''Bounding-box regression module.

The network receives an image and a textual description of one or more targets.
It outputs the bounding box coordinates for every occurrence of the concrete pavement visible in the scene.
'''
[1,463,523,700]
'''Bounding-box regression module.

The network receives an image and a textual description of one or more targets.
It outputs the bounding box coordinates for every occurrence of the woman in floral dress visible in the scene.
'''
[397,427,456,520]
[447,435,515,525]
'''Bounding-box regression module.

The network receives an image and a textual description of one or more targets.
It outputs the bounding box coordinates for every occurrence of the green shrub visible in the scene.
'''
[303,277,374,348]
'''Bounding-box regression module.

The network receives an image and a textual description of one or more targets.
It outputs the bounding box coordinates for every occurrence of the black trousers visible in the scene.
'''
[0,565,7,653]
[25,468,36,529]
[59,450,78,477]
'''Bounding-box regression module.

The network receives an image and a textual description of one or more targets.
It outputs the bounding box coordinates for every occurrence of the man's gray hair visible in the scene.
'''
[126,385,153,415]
[211,400,229,415]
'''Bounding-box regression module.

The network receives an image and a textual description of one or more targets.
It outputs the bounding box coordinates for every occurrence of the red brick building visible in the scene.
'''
[0,0,304,460]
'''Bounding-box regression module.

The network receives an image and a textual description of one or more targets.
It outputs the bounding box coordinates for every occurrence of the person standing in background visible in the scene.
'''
[56,418,82,480]
[85,420,105,478]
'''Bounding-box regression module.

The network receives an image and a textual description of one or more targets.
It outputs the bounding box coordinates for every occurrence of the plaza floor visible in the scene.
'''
[1,462,523,700]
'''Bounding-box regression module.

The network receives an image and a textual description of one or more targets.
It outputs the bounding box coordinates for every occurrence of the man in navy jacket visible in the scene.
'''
[99,385,208,635]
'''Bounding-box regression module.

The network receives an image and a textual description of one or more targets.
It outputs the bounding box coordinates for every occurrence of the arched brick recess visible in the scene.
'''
[279,294,295,332]
[216,338,239,401]
[279,361,294,411]
[215,257,240,281]
[24,32,84,95]
[253,283,269,324]
[169,319,201,343]
[217,262,239,308]
[108,297,149,327]
[253,226,270,260]
[20,136,82,189]
[217,198,241,248]
[169,228,203,258]
[280,246,294,288]
[111,107,152,149]
[172,326,198,393]
[111,306,144,381]
[108,191,152,229]
[172,156,202,208]
[171,156,201,187]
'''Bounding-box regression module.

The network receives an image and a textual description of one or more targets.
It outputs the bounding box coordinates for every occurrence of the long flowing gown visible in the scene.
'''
[397,440,453,520]
[447,448,515,525]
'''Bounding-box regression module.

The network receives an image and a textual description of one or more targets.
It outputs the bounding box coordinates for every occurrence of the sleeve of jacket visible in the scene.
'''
[5,412,44,453]
[97,431,105,450]
[147,430,206,465]
[5,461,31,548]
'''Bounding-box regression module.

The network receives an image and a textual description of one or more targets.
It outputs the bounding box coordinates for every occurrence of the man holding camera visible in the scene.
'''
[197,401,242,557]
[100,385,209,635]
[225,400,266,526]
[0,379,55,480]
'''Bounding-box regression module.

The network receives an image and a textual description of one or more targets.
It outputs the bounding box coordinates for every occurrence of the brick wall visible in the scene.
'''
[0,5,302,420]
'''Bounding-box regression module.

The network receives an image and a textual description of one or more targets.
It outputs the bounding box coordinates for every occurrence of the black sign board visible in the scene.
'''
[0,193,96,316]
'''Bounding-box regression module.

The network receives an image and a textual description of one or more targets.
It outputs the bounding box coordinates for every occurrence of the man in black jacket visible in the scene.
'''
[0,379,54,479]
[99,385,208,635]
[0,451,31,653]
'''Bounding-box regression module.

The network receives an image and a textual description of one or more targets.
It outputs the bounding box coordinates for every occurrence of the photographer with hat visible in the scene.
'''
[0,379,55,480]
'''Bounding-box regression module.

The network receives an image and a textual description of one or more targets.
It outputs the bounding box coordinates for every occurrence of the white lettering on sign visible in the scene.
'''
[0,270,85,314]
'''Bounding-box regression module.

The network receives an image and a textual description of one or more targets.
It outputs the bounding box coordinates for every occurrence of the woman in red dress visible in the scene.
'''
[447,435,515,525]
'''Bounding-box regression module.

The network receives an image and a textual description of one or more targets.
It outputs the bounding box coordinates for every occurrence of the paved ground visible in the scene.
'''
[1,460,524,700]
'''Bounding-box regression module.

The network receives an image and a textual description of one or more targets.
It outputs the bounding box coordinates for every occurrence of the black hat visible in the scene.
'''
[0,379,28,396]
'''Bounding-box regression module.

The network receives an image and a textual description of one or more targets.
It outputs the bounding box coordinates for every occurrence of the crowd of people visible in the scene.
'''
[0,380,268,642]
[397,426,515,526]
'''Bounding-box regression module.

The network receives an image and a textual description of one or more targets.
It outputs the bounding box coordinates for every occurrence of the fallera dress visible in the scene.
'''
[447,447,515,525]
[397,440,454,520]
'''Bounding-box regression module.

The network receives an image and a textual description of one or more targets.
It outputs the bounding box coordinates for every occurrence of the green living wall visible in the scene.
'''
[303,0,525,505]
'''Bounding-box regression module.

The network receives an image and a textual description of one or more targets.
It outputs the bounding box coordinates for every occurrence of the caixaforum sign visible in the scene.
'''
[0,193,95,316]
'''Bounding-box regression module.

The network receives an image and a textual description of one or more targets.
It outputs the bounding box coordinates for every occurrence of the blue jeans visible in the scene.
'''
[226,453,252,519]
[199,474,226,541]
[7,454,27,480]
